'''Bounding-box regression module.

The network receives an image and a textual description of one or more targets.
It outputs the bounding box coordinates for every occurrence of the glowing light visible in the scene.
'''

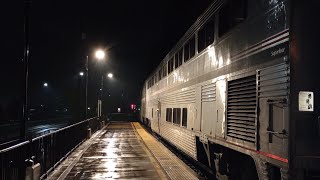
[107,73,113,78]
[79,72,84,76]
[95,50,105,60]
[43,82,48,87]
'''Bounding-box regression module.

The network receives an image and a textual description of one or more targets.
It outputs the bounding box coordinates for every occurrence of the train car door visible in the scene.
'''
[195,86,202,131]
[215,79,226,138]
[258,63,289,159]
[157,100,161,134]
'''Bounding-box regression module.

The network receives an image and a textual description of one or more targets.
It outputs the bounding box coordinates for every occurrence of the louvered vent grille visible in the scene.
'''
[227,75,257,143]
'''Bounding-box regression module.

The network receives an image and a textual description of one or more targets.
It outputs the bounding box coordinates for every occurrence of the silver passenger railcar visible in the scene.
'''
[141,0,320,179]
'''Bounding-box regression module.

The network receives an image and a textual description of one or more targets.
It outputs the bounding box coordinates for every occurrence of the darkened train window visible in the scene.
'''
[152,108,153,118]
[166,108,172,122]
[154,74,157,84]
[163,63,167,77]
[190,37,195,57]
[184,36,196,62]
[168,58,174,74]
[173,108,181,125]
[198,16,215,52]
[158,69,162,81]
[175,49,183,69]
[219,0,247,37]
[182,108,187,127]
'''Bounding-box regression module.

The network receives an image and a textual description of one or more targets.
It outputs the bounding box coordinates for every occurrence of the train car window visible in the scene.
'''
[168,58,174,74]
[178,49,183,65]
[152,108,153,118]
[174,54,179,69]
[190,36,195,58]
[152,76,155,85]
[184,42,189,62]
[175,49,183,69]
[154,74,157,84]
[184,36,196,62]
[166,108,172,122]
[218,0,247,37]
[163,63,167,77]
[173,108,181,125]
[158,69,162,81]
[198,16,215,52]
[182,108,187,127]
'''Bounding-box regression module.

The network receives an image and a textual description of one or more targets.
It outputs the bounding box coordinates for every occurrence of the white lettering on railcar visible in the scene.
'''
[271,47,285,57]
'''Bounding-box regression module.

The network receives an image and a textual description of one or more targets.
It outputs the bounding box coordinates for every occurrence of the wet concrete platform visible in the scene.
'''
[48,121,199,180]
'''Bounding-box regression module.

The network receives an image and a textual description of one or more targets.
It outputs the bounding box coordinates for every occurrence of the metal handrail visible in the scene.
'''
[0,141,29,153]
[1,116,103,180]
[32,117,97,141]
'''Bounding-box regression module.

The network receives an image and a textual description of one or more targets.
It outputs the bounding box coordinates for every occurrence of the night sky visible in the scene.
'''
[1,0,212,119]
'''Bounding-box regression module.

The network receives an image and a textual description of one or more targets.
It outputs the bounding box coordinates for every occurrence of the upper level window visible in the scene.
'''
[168,58,174,74]
[184,36,196,62]
[163,63,167,77]
[158,69,162,81]
[175,49,183,69]
[153,75,157,84]
[219,0,247,37]
[198,16,215,52]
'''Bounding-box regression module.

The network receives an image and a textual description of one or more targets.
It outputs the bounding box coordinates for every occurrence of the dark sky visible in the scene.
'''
[0,0,212,113]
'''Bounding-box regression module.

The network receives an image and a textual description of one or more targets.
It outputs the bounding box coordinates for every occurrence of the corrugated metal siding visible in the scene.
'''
[160,123,197,159]
[227,75,257,143]
[257,63,289,98]
[162,88,196,105]
[201,82,216,102]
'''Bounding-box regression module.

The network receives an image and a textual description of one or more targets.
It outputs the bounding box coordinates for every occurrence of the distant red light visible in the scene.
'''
[130,104,136,110]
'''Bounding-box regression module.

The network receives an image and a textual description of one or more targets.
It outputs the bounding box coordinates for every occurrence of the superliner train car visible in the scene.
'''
[141,0,320,179]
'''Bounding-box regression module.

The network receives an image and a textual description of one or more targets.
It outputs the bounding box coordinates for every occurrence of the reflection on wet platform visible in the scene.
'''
[64,122,163,179]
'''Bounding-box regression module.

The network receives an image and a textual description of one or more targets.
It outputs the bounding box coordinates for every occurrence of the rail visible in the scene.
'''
[0,116,103,180]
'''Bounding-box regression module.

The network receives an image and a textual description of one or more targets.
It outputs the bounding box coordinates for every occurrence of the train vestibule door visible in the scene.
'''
[215,79,226,138]
[157,101,161,134]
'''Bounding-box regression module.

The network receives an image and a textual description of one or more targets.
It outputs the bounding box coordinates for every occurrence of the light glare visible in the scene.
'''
[107,73,113,78]
[95,50,105,60]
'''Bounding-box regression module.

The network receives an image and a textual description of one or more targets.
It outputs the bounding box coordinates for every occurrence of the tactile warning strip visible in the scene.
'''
[132,122,199,180]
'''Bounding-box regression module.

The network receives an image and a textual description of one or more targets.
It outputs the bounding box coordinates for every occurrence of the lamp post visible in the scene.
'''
[95,50,105,117]
[20,0,31,141]
[85,56,89,118]
[84,49,106,118]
